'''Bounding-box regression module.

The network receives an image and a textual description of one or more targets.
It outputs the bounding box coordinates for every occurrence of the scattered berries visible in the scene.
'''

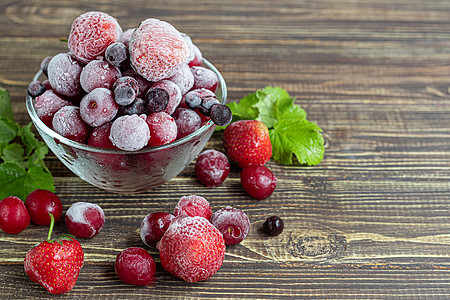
[115,247,156,286]
[195,149,230,187]
[24,213,84,295]
[65,202,105,238]
[157,216,225,282]
[240,165,277,200]
[211,206,250,246]
[0,196,30,234]
[173,195,212,221]
[263,216,284,236]
[223,120,272,168]
[25,189,63,226]
[140,212,175,248]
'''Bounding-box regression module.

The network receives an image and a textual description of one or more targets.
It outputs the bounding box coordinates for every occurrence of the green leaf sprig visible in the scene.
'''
[0,87,54,200]
[217,86,324,166]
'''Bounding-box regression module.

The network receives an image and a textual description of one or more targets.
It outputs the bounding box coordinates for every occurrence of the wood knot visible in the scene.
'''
[287,233,346,259]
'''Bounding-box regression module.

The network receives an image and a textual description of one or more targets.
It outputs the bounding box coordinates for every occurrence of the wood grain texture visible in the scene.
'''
[0,0,449,298]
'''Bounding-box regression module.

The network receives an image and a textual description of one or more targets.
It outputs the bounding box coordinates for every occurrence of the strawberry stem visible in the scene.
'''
[47,213,55,241]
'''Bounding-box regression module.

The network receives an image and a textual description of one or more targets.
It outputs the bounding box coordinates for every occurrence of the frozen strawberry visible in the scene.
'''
[129,18,190,82]
[65,202,105,238]
[157,216,225,282]
[223,120,272,168]
[68,11,122,63]
[173,195,212,221]
[24,213,84,295]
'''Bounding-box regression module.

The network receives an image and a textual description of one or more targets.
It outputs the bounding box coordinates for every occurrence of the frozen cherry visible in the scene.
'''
[145,112,177,147]
[173,195,212,221]
[40,55,53,76]
[167,63,194,95]
[47,53,82,97]
[34,90,71,128]
[109,114,150,151]
[80,88,118,127]
[173,108,202,139]
[195,149,230,187]
[115,247,156,286]
[240,165,277,200]
[0,196,30,234]
[80,60,121,93]
[27,81,46,98]
[65,202,105,238]
[211,206,250,246]
[87,122,116,149]
[140,212,175,248]
[25,189,63,226]
[188,44,202,68]
[210,104,232,126]
[105,42,128,67]
[263,216,284,236]
[190,66,219,92]
[52,106,90,144]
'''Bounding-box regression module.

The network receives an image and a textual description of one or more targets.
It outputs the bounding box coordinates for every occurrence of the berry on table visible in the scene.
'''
[223,120,272,168]
[52,106,90,144]
[34,90,71,128]
[0,196,30,234]
[211,206,250,245]
[140,212,175,248]
[195,149,230,187]
[47,53,82,97]
[173,195,212,221]
[263,216,284,236]
[80,88,118,127]
[68,11,122,64]
[240,165,277,200]
[157,216,225,282]
[105,42,128,67]
[145,112,177,147]
[25,189,63,226]
[109,114,150,151]
[173,107,202,139]
[24,213,84,295]
[65,202,105,238]
[115,247,156,286]
[190,66,219,92]
[80,60,121,93]
[27,81,46,98]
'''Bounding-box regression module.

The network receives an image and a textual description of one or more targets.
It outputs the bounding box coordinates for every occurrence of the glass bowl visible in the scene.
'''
[26,59,227,193]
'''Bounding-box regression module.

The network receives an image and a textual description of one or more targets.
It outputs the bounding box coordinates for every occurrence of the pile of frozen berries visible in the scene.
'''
[27,11,232,151]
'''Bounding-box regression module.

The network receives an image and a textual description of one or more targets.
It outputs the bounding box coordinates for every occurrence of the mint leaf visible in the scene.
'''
[0,87,14,122]
[270,119,324,165]
[0,117,18,144]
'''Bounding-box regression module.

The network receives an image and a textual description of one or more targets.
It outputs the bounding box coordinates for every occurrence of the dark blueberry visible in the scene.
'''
[146,87,169,113]
[184,91,202,110]
[210,104,232,126]
[40,56,53,77]
[198,96,219,117]
[114,83,136,106]
[27,81,46,98]
[113,76,139,95]
[105,42,128,67]
[122,97,148,115]
[263,216,284,236]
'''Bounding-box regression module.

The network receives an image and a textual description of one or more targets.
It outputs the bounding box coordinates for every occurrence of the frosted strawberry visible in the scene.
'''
[157,216,225,282]
[68,11,122,63]
[223,120,272,168]
[24,213,84,295]
[129,18,190,82]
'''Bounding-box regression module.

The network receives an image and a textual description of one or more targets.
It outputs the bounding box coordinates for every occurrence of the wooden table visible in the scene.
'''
[1,0,449,298]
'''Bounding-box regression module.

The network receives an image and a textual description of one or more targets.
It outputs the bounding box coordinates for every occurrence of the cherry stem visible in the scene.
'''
[47,213,55,241]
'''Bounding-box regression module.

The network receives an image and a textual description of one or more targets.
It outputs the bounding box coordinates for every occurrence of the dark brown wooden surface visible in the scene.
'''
[1,0,449,298]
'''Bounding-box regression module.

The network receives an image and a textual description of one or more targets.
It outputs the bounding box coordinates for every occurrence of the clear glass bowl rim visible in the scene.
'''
[25,58,227,154]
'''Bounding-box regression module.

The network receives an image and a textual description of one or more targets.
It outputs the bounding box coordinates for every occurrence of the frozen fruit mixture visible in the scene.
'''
[28,11,229,153]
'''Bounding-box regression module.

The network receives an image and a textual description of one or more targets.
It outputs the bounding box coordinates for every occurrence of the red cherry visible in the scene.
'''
[240,165,277,200]
[25,189,63,225]
[140,212,175,248]
[0,196,30,234]
[115,247,156,286]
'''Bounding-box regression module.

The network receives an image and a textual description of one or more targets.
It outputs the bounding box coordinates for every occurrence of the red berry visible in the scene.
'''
[223,120,272,168]
[47,53,82,98]
[25,189,63,226]
[34,90,71,128]
[115,247,156,286]
[190,66,219,92]
[263,216,284,236]
[0,196,30,234]
[211,206,250,246]
[140,212,175,248]
[80,60,121,93]
[87,122,117,149]
[173,108,202,139]
[65,202,105,238]
[52,106,90,144]
[167,63,194,95]
[240,165,277,200]
[24,213,84,295]
[173,195,212,221]
[68,11,122,64]
[188,44,202,68]
[129,18,190,82]
[157,216,225,282]
[80,88,118,127]
[109,115,150,151]
[146,112,177,147]
[195,149,230,187]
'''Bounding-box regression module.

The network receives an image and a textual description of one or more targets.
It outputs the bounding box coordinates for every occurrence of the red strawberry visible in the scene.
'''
[222,120,272,168]
[24,213,84,295]
[157,216,225,282]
